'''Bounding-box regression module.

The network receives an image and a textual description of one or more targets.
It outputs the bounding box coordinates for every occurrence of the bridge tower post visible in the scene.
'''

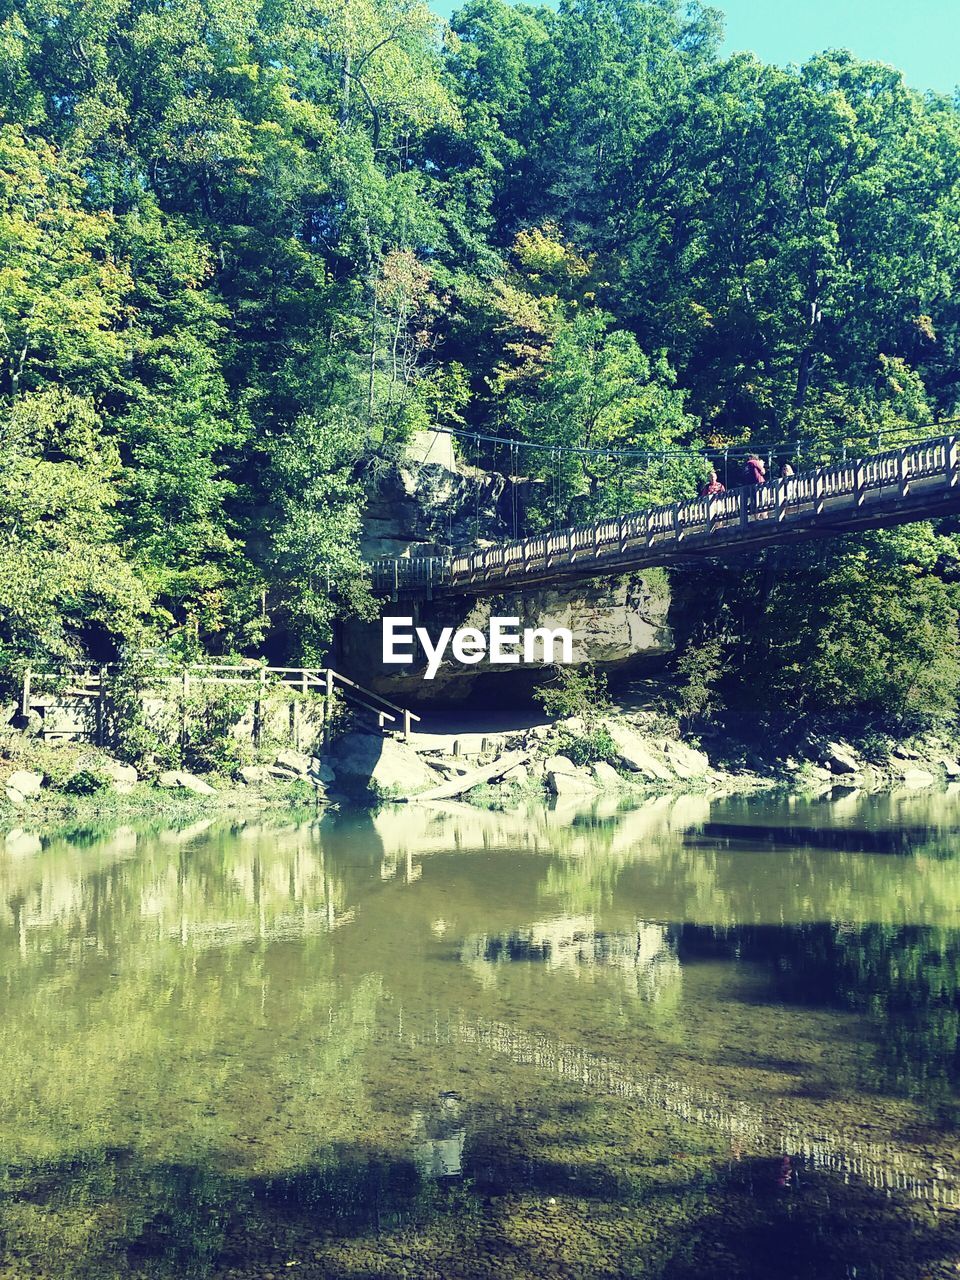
[946,435,959,489]
[854,459,865,508]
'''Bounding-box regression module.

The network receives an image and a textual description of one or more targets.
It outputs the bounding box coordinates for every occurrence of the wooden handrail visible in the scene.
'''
[22,662,420,740]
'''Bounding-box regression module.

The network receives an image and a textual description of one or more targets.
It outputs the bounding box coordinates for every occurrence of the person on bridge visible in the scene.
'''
[743,454,766,518]
[744,455,766,486]
[700,469,725,497]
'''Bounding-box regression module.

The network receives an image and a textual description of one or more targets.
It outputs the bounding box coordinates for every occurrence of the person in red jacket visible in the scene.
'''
[744,455,766,486]
[743,454,766,519]
[699,468,726,497]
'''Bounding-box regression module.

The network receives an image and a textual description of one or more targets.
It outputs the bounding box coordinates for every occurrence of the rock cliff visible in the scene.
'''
[344,433,674,703]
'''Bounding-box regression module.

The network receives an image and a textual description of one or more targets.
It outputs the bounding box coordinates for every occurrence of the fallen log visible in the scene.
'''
[407,750,531,802]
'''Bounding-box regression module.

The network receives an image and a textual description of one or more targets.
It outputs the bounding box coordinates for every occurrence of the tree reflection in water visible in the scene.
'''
[2,789,960,1275]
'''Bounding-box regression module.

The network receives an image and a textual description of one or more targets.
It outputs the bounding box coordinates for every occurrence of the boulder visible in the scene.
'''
[157,770,216,795]
[309,761,336,784]
[547,768,598,797]
[604,723,674,781]
[100,759,138,793]
[899,769,936,789]
[823,742,860,775]
[5,770,42,803]
[590,761,622,789]
[273,749,314,776]
[662,741,710,779]
[544,754,578,776]
[502,763,529,787]
[939,757,960,780]
[102,759,138,785]
[331,732,436,796]
[237,765,273,785]
[555,716,586,735]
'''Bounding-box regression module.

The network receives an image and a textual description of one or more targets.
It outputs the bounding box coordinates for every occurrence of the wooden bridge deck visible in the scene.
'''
[371,435,960,597]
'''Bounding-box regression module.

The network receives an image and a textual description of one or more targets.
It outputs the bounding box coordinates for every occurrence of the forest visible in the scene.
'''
[3,0,960,735]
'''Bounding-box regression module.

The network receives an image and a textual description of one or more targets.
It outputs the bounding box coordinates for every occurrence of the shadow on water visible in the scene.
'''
[677,922,960,1105]
[4,1140,960,1280]
[6,795,960,1276]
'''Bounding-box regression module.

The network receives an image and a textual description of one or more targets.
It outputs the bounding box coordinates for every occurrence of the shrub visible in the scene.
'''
[534,664,612,733]
[63,768,109,796]
[556,726,617,766]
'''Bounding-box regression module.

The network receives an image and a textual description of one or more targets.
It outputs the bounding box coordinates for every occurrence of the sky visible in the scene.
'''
[429,0,960,96]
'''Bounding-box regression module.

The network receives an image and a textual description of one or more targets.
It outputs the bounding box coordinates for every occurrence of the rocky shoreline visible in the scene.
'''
[4,709,959,835]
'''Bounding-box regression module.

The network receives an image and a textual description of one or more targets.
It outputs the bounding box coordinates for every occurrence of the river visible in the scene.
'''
[2,786,960,1278]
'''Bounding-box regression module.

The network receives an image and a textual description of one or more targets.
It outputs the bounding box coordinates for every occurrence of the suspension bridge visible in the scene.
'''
[371,435,960,597]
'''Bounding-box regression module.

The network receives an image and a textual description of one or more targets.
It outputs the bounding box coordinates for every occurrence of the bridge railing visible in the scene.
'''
[370,435,959,594]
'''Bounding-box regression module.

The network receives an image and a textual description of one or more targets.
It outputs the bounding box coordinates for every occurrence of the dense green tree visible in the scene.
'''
[1,0,960,729]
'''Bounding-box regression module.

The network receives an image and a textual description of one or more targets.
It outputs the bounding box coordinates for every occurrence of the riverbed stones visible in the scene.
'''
[332,732,436,795]
[590,761,622,789]
[898,768,936,788]
[662,741,710,779]
[502,763,529,787]
[822,742,860,775]
[544,754,578,776]
[547,767,597,796]
[273,748,314,775]
[604,723,674,781]
[237,765,273,784]
[4,770,42,804]
[100,759,138,792]
[157,770,217,795]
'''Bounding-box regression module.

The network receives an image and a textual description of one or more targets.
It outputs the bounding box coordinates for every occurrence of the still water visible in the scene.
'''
[3,787,960,1278]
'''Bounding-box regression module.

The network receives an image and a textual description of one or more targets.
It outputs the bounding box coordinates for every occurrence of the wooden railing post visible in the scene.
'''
[897,449,909,498]
[673,502,682,543]
[323,668,334,748]
[20,666,31,720]
[740,489,749,529]
[181,667,191,751]
[94,666,106,747]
